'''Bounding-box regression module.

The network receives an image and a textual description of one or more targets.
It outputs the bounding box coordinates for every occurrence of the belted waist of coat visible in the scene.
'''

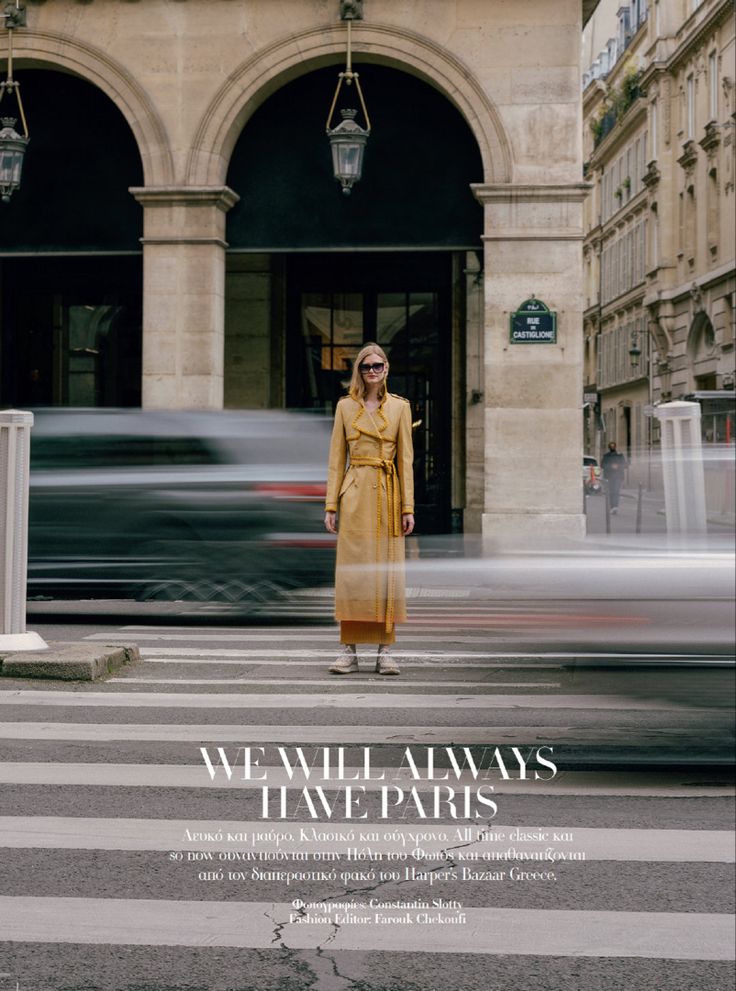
[349,458,402,539]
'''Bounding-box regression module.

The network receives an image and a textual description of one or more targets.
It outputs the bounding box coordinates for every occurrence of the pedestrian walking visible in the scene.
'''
[602,441,627,513]
[324,343,415,676]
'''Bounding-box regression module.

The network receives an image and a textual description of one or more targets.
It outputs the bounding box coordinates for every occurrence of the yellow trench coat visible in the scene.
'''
[325,394,414,631]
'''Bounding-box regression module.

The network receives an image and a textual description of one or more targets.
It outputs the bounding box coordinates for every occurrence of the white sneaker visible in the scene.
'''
[329,645,358,675]
[375,646,400,676]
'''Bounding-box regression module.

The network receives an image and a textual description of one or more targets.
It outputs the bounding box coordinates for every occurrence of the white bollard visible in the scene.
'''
[0,410,47,651]
[654,400,707,534]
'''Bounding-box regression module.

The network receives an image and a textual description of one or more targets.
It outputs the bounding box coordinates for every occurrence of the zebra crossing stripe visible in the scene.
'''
[0,816,733,862]
[109,678,561,688]
[135,647,723,662]
[0,763,731,796]
[0,722,722,747]
[137,652,566,667]
[0,690,700,711]
[0,896,732,958]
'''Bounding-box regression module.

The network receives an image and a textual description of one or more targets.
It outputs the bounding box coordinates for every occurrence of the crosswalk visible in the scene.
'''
[1,616,734,990]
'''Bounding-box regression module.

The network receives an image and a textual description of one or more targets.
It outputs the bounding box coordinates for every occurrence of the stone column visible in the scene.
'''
[130,186,240,409]
[472,183,589,541]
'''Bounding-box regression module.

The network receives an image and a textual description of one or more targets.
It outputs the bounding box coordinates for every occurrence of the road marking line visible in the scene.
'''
[0,896,732,958]
[0,691,692,711]
[108,678,561,688]
[138,653,565,668]
[0,763,731,796]
[135,647,727,662]
[140,649,563,659]
[0,816,732,862]
[0,722,722,746]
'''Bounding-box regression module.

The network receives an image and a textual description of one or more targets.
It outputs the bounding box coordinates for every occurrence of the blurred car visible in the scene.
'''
[28,408,335,604]
[583,454,602,494]
[399,532,736,655]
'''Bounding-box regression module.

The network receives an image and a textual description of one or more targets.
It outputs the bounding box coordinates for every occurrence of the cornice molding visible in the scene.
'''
[130,186,240,211]
[472,183,591,204]
[665,0,733,74]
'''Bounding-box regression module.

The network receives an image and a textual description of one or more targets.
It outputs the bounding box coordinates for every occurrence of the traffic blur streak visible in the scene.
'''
[397,533,735,656]
[28,408,336,605]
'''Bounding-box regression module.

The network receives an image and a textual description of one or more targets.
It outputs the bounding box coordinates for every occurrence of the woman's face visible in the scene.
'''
[359,352,387,385]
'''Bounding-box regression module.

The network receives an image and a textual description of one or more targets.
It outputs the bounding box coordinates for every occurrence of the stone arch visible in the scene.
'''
[687,309,716,359]
[187,23,512,187]
[7,31,174,185]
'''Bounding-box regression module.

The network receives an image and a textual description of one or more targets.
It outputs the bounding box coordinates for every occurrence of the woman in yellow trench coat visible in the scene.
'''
[324,343,415,676]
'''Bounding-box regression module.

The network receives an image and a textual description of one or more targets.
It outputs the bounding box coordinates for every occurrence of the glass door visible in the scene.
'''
[286,253,453,532]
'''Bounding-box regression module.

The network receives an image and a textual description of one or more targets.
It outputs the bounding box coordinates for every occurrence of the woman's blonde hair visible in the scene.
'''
[347,342,390,401]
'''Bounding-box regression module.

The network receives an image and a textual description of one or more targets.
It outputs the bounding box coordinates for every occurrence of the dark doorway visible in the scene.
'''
[0,69,143,407]
[286,252,454,533]
[1,257,142,407]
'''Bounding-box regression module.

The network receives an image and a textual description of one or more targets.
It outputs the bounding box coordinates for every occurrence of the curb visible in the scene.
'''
[0,642,141,681]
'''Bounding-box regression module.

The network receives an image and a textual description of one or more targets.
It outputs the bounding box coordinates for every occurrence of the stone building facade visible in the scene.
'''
[583,0,735,466]
[1,0,600,537]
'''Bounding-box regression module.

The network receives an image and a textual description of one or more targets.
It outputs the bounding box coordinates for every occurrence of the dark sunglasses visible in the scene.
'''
[359,362,385,373]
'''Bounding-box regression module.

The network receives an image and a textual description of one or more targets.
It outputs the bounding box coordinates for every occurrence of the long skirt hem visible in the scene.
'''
[340,620,396,645]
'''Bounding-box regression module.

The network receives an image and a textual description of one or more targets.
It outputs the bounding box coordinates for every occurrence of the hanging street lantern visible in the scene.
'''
[0,117,28,203]
[1,2,29,204]
[326,5,370,195]
[628,332,642,369]
[327,108,369,195]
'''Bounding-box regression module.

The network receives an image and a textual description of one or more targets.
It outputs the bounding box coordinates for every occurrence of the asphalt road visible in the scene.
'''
[1,603,734,991]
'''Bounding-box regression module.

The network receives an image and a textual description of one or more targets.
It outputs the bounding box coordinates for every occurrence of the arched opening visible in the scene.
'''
[223,64,484,532]
[225,64,483,249]
[0,69,144,407]
[687,310,717,392]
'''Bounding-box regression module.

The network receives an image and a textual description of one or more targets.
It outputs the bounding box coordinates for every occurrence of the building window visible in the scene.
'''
[650,206,658,270]
[709,51,718,120]
[651,102,658,158]
[686,185,696,264]
[686,74,695,139]
[708,168,719,256]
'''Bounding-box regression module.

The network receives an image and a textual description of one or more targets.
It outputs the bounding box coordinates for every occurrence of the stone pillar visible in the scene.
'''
[654,401,707,534]
[130,186,240,409]
[472,183,589,541]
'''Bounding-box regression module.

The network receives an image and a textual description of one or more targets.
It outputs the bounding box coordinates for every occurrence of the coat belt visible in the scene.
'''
[349,458,402,538]
[349,457,402,630]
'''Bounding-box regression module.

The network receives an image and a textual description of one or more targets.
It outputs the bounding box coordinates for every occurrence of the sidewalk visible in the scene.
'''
[585,483,735,536]
[585,484,666,535]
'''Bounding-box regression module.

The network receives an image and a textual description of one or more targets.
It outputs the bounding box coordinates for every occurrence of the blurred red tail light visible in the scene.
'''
[253,483,326,502]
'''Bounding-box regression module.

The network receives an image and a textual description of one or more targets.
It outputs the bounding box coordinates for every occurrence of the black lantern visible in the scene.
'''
[325,10,370,195]
[0,116,28,202]
[327,109,369,195]
[1,3,29,204]
[628,332,642,369]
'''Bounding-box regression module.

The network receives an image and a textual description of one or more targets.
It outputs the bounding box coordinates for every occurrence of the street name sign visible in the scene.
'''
[510,297,557,344]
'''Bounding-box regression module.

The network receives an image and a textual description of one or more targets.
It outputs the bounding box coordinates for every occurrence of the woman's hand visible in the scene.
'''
[324,511,338,534]
[402,513,415,536]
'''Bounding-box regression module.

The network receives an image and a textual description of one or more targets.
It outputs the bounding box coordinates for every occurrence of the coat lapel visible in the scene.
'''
[352,397,389,440]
